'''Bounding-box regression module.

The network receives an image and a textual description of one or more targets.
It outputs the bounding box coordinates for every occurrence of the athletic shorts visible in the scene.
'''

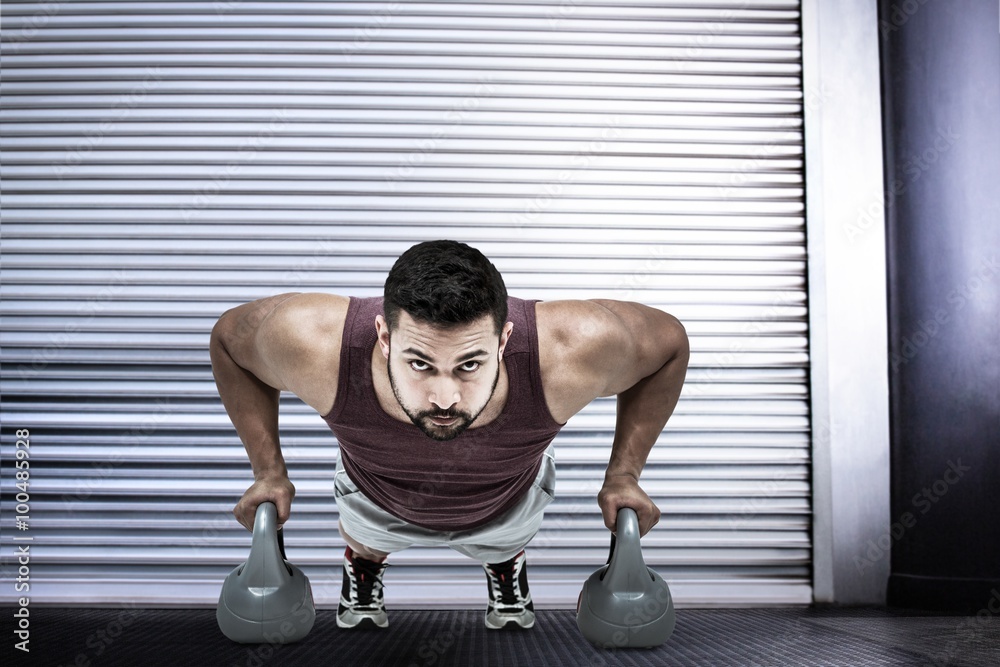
[334,443,556,564]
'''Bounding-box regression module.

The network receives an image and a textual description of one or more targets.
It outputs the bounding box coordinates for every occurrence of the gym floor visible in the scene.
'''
[4,605,998,666]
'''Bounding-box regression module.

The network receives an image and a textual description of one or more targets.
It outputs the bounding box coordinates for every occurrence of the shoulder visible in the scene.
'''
[533,299,687,421]
[257,292,351,415]
[534,299,635,384]
[532,300,624,423]
[261,292,350,348]
[534,299,623,358]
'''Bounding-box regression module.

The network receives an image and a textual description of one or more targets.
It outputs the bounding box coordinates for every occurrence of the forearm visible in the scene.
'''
[606,346,688,480]
[209,330,287,480]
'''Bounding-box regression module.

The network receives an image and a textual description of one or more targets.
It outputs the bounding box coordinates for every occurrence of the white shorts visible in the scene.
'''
[334,443,556,564]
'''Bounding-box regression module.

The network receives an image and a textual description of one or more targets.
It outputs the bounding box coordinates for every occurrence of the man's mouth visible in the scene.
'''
[429,415,458,426]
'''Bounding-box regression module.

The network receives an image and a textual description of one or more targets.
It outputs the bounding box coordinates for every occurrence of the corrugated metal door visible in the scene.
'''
[0,0,810,607]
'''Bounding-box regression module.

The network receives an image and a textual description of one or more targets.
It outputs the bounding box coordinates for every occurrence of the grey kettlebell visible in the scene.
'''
[217,502,315,644]
[576,507,675,648]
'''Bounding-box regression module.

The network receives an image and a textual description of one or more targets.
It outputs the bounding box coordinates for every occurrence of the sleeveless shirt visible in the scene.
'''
[321,295,565,532]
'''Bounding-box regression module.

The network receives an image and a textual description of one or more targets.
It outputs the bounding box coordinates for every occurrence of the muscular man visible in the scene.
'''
[210,239,688,631]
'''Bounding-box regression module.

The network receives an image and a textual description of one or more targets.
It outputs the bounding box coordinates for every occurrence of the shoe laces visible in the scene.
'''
[350,555,387,606]
[487,554,522,606]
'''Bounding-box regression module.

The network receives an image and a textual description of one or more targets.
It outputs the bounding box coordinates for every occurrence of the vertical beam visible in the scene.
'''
[802,0,891,604]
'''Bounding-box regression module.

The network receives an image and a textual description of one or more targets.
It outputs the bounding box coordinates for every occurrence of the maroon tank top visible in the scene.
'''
[321,295,565,531]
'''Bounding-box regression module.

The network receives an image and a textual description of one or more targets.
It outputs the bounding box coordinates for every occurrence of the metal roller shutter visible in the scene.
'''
[0,0,810,607]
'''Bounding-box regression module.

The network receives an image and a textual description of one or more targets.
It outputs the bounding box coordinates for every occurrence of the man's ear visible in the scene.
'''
[498,321,514,359]
[375,314,391,358]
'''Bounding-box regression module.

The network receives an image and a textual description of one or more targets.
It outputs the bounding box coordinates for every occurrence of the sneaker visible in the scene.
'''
[337,547,389,629]
[482,549,535,629]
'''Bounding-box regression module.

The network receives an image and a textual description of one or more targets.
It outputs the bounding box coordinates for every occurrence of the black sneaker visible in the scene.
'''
[337,547,388,629]
[483,549,535,629]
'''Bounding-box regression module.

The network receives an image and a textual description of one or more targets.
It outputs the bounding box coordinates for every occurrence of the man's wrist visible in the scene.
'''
[604,470,639,483]
[254,463,289,481]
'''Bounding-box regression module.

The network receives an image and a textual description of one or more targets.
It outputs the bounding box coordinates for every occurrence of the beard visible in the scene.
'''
[386,344,501,442]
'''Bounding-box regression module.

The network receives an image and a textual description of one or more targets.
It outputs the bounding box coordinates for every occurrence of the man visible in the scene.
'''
[210,240,689,631]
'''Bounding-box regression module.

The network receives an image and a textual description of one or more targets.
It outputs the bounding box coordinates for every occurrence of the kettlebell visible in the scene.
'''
[217,502,315,644]
[576,507,675,648]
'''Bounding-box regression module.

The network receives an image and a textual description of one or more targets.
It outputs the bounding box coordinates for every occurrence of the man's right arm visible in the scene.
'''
[209,292,303,530]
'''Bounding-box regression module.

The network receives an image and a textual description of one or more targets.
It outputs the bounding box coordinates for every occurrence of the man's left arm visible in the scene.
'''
[589,300,690,537]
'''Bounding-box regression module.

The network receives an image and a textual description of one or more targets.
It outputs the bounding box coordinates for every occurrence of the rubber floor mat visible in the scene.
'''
[3,606,997,667]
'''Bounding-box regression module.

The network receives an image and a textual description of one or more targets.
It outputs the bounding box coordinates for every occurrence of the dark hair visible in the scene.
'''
[384,240,508,336]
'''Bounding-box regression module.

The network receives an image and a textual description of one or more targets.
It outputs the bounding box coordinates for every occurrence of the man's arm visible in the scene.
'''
[209,292,303,530]
[579,299,690,536]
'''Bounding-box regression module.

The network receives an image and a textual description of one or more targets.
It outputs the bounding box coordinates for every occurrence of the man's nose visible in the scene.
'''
[428,378,460,410]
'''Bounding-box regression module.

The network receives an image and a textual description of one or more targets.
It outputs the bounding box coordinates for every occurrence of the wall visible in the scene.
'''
[879,0,1000,612]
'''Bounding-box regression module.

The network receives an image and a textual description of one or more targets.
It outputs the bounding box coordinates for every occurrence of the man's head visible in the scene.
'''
[376,240,513,441]
[383,239,508,336]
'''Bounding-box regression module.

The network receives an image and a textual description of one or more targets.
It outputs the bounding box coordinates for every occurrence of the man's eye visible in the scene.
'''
[460,361,481,372]
[409,360,429,371]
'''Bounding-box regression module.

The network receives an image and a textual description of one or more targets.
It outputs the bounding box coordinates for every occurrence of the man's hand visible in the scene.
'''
[233,473,296,532]
[597,474,660,537]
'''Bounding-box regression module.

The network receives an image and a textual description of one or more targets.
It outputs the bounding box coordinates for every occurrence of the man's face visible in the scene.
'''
[376,311,513,441]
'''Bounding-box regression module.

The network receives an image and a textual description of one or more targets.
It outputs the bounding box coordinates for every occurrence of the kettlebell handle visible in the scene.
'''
[601,507,647,590]
[250,502,288,566]
[616,507,640,539]
[605,507,641,563]
[253,501,277,540]
[246,500,291,576]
